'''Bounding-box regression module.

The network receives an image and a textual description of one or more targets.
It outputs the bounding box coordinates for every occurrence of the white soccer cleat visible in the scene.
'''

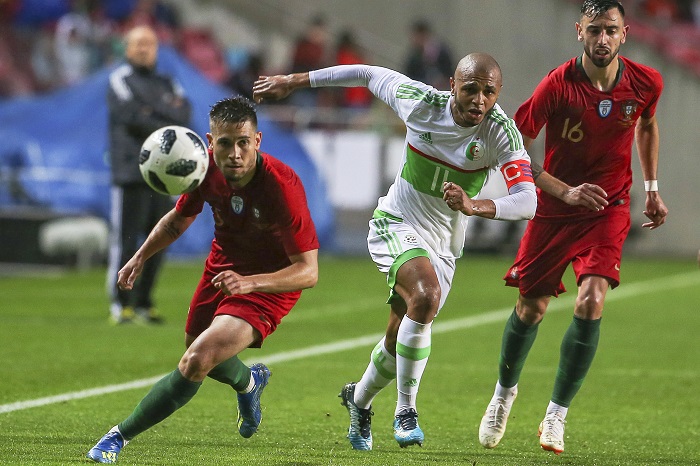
[538,412,566,454]
[478,390,517,449]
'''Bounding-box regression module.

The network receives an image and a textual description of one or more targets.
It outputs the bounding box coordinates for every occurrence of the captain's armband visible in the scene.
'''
[500,159,535,190]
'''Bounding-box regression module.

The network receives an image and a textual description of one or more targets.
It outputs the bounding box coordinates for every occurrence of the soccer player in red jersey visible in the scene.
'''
[478,0,668,455]
[87,96,319,464]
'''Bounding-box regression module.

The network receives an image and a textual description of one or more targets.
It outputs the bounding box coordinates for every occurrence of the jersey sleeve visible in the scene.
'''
[487,107,536,220]
[273,170,319,256]
[514,71,559,140]
[175,188,205,217]
[310,65,427,122]
[640,69,664,119]
[490,106,532,180]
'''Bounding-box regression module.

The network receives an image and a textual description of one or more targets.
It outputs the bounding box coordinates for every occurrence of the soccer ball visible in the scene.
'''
[139,125,209,195]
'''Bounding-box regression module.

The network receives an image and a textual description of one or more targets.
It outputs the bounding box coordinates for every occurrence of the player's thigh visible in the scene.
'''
[368,216,455,312]
[571,212,630,289]
[506,220,572,298]
[189,314,257,359]
[181,314,257,377]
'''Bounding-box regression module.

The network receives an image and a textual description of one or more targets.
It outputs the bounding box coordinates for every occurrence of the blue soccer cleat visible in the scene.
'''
[237,363,271,438]
[393,408,424,448]
[338,382,373,450]
[86,425,128,463]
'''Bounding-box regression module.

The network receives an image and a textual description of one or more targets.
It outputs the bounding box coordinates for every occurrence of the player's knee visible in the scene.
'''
[516,296,547,325]
[178,349,213,382]
[407,285,440,321]
[575,291,605,318]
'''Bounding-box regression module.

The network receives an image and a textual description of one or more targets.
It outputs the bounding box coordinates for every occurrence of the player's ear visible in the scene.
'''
[575,22,583,41]
[621,24,629,44]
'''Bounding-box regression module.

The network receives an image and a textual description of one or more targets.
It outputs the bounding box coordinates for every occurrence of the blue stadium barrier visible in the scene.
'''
[0,46,335,258]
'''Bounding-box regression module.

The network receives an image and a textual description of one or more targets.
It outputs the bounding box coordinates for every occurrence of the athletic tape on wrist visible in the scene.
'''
[644,180,658,192]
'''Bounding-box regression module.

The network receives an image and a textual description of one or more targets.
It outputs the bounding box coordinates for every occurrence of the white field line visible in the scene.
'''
[1,270,698,415]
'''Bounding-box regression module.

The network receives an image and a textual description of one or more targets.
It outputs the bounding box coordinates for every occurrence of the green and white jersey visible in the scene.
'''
[311,65,531,259]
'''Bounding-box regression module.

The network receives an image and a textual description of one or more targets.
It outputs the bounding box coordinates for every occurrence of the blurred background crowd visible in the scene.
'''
[0,0,698,265]
[1,0,699,100]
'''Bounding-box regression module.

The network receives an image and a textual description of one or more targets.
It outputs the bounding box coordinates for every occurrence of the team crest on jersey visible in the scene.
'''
[620,100,638,122]
[466,139,484,161]
[598,99,612,118]
[403,234,419,245]
[231,196,244,214]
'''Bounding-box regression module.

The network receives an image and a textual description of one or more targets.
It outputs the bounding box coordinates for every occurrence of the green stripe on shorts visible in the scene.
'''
[386,249,430,305]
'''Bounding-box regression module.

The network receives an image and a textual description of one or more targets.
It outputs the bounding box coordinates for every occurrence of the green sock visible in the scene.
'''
[551,316,601,407]
[118,369,201,439]
[498,309,539,388]
[207,356,251,392]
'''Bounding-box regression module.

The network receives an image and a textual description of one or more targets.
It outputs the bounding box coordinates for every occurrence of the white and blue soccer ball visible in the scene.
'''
[139,125,209,195]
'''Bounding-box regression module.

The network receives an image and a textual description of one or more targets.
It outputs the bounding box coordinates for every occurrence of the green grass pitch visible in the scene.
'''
[1,255,699,465]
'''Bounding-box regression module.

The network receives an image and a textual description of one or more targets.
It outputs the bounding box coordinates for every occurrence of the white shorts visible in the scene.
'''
[367,210,455,312]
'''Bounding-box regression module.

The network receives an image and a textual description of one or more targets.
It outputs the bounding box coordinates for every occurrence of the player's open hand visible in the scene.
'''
[642,192,667,229]
[212,270,255,296]
[562,183,608,211]
[252,75,294,104]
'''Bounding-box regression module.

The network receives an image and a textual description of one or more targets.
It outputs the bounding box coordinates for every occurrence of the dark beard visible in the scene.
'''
[585,47,618,68]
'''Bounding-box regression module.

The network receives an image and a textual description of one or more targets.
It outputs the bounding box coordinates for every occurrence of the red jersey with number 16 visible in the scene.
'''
[515,56,663,222]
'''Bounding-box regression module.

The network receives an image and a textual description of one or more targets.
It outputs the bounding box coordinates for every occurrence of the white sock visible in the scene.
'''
[354,337,396,409]
[546,401,568,419]
[494,381,518,402]
[395,316,432,415]
[240,372,255,393]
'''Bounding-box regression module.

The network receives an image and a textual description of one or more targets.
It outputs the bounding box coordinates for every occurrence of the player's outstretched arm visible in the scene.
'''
[253,73,311,103]
[117,208,197,290]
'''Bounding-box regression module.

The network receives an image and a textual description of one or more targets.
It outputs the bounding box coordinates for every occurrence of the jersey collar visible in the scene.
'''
[576,55,625,89]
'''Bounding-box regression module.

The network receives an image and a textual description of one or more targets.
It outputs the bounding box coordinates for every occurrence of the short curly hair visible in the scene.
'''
[581,0,625,20]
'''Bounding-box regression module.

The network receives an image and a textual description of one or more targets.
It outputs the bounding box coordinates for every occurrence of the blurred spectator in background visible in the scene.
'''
[0,35,35,97]
[120,0,181,46]
[227,52,265,101]
[335,29,372,109]
[0,0,35,97]
[640,0,682,23]
[691,0,700,26]
[291,14,330,73]
[289,14,331,107]
[403,19,454,91]
[29,24,60,93]
[54,0,116,87]
[106,25,191,325]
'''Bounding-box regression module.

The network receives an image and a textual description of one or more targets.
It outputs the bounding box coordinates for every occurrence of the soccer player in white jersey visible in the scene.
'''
[253,54,537,450]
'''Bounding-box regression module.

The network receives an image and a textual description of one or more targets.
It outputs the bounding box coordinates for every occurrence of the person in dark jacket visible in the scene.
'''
[106,25,191,324]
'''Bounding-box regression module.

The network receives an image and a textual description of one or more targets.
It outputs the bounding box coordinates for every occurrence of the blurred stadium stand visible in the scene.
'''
[1,0,699,266]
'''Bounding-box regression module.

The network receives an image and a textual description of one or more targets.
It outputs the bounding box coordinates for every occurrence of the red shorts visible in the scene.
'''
[504,209,630,298]
[186,268,301,347]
